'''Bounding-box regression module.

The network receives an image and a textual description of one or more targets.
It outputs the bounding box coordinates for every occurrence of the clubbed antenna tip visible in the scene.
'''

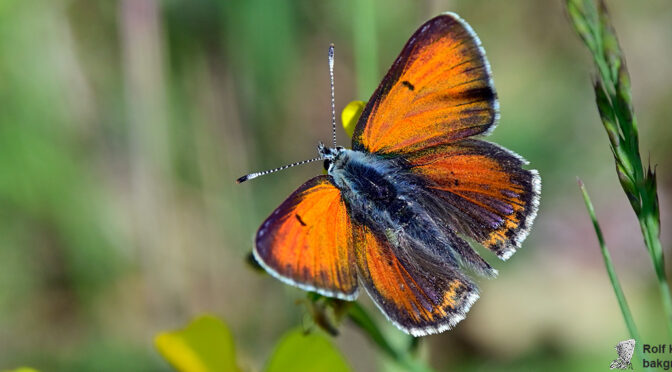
[236,175,251,183]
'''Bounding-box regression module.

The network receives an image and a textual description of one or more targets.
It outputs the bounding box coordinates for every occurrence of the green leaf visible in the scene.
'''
[264,328,352,372]
[2,368,40,372]
[155,315,240,372]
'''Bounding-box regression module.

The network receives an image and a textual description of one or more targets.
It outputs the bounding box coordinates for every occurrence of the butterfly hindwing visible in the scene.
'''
[352,12,498,154]
[354,223,479,336]
[254,175,358,299]
[404,139,540,259]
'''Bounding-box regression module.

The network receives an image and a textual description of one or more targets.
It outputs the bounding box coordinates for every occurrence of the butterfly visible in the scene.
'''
[238,12,540,336]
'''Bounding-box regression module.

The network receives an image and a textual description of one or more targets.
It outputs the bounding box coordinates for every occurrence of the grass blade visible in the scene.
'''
[577,179,649,371]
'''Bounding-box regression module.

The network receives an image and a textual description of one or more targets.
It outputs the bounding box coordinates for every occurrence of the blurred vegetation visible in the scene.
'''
[155,315,242,372]
[0,0,670,371]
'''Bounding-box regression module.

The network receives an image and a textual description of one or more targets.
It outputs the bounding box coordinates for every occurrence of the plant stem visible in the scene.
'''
[578,180,650,371]
[347,302,436,372]
[639,213,672,336]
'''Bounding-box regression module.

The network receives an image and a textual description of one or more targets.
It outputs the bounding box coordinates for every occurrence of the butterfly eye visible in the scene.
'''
[323,159,332,171]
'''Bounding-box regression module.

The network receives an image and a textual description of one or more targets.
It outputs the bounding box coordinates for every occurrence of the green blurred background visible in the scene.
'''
[0,0,670,371]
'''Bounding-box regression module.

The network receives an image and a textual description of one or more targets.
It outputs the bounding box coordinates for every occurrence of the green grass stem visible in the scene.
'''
[347,303,436,372]
[578,180,649,371]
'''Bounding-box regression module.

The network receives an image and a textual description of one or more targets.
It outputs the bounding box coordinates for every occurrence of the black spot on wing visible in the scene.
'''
[401,80,415,91]
[295,214,307,226]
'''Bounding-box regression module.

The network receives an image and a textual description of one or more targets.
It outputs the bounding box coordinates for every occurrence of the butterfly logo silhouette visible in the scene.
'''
[238,12,540,336]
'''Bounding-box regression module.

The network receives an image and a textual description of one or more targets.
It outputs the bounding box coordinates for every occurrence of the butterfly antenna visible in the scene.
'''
[236,156,322,183]
[329,43,337,148]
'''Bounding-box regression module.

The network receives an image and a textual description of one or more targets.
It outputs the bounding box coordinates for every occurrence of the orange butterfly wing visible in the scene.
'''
[254,176,358,299]
[352,12,498,154]
[354,223,478,336]
[405,139,540,259]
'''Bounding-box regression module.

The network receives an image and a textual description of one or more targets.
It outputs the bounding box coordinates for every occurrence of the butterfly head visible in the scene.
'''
[318,141,345,172]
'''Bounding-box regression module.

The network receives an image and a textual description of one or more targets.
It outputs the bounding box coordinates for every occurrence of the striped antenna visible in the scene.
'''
[236,156,322,183]
[329,43,337,147]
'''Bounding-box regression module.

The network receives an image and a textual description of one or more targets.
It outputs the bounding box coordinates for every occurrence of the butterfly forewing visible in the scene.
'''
[254,175,359,299]
[352,13,498,154]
